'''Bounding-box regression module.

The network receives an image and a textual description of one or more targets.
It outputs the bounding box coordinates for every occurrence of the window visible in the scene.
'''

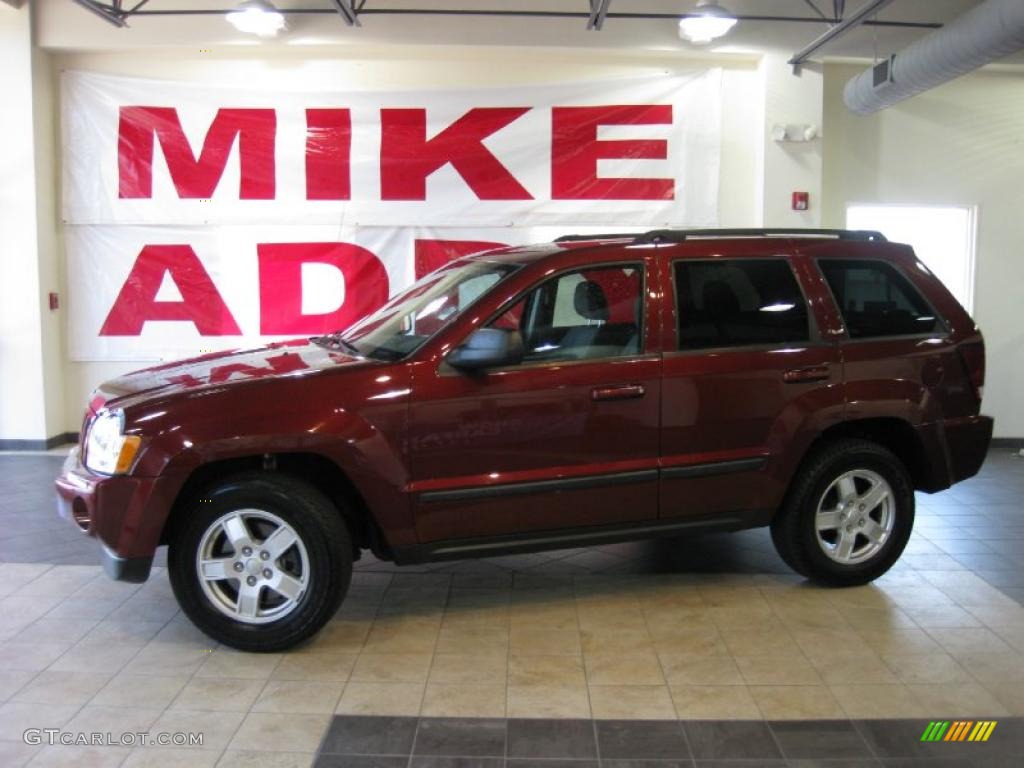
[674,259,809,349]
[341,260,519,360]
[846,204,975,313]
[488,265,642,363]
[818,259,942,338]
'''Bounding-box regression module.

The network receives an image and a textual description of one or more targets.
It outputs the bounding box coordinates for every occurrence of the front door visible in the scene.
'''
[408,259,661,545]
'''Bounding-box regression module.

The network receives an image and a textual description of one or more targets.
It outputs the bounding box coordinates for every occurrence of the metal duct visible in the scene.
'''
[844,0,1024,115]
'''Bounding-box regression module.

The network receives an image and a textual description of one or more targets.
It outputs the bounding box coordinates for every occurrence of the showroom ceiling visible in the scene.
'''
[39,0,1015,66]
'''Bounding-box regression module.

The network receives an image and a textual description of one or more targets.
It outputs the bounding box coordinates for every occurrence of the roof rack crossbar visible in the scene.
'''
[634,228,887,244]
[554,233,638,243]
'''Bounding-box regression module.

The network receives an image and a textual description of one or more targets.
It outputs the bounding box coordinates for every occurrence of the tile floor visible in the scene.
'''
[0,447,1022,766]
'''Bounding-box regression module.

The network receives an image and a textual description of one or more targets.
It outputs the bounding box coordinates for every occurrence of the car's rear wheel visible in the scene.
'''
[771,439,914,586]
[168,472,352,652]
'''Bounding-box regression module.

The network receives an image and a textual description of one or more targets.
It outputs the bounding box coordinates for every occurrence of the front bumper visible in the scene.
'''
[55,447,173,583]
[99,543,153,584]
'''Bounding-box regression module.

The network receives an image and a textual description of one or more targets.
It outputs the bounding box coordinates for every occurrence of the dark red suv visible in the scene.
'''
[56,228,993,651]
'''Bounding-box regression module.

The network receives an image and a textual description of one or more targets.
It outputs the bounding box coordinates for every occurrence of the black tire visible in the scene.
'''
[770,439,914,586]
[168,472,352,652]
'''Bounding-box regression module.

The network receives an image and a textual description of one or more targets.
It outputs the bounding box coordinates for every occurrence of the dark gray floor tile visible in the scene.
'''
[692,760,786,768]
[507,760,598,768]
[596,720,689,761]
[507,718,597,759]
[683,720,782,760]
[411,758,504,768]
[413,718,506,757]
[320,716,418,756]
[770,720,874,760]
[315,756,408,768]
[601,761,692,768]
[878,759,974,767]
[787,760,880,768]
[854,720,974,760]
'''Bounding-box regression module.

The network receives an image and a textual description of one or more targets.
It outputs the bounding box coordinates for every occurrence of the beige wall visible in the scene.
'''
[0,7,62,442]
[823,63,1024,438]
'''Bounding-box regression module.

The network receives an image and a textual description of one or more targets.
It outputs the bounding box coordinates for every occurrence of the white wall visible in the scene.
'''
[0,6,62,443]
[51,47,766,431]
[823,63,1024,438]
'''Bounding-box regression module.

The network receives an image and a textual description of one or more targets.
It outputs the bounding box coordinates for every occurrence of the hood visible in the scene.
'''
[93,339,367,410]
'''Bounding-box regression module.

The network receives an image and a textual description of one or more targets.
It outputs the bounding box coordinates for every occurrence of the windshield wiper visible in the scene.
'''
[312,334,364,358]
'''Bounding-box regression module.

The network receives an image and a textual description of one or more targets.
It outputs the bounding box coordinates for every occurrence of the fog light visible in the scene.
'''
[72,498,91,532]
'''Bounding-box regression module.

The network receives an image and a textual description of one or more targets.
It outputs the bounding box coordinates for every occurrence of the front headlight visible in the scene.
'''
[84,410,141,475]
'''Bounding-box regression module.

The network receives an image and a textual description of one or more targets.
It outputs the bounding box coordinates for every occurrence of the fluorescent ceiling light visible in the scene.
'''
[679,1,737,45]
[227,0,286,37]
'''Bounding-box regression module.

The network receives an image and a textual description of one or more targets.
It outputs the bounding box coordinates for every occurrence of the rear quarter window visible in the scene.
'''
[818,259,944,338]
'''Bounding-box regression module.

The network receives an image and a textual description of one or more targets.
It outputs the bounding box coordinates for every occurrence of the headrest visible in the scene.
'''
[574,281,609,322]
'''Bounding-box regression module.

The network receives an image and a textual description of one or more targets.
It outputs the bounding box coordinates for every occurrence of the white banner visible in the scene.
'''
[67,224,651,362]
[62,70,722,360]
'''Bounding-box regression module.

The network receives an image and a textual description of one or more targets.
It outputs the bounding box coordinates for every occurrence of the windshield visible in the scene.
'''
[327,260,521,361]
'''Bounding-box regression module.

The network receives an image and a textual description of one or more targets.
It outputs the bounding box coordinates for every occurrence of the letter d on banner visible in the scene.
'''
[257,243,389,335]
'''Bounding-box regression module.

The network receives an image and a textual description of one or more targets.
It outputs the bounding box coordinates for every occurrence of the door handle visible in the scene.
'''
[591,384,646,402]
[782,366,831,384]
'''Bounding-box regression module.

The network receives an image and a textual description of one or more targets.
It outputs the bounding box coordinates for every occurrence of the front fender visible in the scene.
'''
[124,364,414,553]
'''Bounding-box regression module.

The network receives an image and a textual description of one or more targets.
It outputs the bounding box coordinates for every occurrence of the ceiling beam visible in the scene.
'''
[789,0,895,72]
[587,0,612,30]
[70,0,128,27]
[801,0,829,22]
[330,0,362,27]
[0,0,26,8]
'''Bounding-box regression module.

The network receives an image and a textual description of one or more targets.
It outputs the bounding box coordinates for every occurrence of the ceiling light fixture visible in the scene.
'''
[227,0,286,37]
[678,0,738,45]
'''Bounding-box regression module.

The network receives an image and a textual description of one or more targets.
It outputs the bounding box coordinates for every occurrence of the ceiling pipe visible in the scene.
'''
[788,0,895,72]
[845,0,1024,114]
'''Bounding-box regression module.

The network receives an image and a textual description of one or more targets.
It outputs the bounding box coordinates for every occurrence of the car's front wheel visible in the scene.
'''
[168,472,352,652]
[771,439,914,586]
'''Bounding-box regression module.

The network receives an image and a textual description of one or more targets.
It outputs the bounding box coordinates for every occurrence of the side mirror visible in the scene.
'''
[447,328,524,371]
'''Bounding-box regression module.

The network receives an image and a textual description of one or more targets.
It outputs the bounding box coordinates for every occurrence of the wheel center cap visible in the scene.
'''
[245,558,262,576]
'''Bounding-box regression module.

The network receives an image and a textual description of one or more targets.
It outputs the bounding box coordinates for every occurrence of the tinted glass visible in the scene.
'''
[818,259,942,338]
[675,259,809,349]
[488,265,642,363]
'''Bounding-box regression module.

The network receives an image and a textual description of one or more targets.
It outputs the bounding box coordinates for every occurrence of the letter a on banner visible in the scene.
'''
[101,245,242,336]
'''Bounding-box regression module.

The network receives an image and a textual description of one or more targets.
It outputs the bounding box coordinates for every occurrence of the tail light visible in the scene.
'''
[957,340,985,404]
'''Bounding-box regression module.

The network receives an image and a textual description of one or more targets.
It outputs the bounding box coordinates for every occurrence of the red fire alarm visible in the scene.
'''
[792,191,810,211]
[48,292,60,311]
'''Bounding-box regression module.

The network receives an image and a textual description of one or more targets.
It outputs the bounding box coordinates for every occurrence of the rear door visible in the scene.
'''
[658,248,845,521]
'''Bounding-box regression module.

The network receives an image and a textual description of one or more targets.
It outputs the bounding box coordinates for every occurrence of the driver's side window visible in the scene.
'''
[489,264,643,363]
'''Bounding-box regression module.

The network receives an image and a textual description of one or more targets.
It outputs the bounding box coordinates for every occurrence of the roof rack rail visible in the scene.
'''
[554,233,639,243]
[634,228,887,244]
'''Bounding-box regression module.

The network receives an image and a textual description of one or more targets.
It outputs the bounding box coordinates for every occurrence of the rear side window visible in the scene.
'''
[674,259,809,349]
[818,259,942,338]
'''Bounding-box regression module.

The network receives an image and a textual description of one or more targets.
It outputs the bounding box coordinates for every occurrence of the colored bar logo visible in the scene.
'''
[920,721,997,742]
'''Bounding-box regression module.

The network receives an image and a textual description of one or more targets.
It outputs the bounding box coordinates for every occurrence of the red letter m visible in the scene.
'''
[118,107,276,199]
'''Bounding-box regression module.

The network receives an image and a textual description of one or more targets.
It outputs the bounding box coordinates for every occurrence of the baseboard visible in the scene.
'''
[991,437,1024,452]
[0,432,78,452]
